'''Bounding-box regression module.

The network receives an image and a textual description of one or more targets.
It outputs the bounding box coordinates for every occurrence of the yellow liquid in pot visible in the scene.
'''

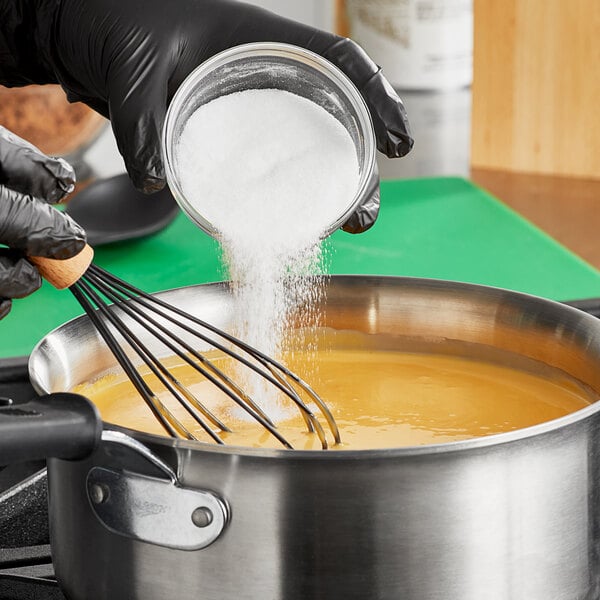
[73,332,594,450]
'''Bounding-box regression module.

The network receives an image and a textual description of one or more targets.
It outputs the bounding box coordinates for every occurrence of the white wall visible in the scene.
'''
[244,0,335,32]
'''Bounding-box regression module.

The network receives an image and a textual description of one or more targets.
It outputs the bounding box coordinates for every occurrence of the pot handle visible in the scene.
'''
[0,393,102,466]
[87,430,230,550]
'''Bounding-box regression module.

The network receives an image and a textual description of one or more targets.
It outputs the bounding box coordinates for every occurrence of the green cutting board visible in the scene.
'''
[2,176,599,359]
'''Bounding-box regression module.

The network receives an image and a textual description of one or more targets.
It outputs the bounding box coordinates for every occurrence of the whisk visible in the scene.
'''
[31,245,340,449]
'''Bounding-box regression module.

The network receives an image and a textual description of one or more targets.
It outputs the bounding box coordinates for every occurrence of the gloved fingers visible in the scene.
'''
[341,188,380,234]
[0,299,12,320]
[0,186,86,259]
[0,250,42,299]
[0,127,76,203]
[0,250,42,321]
[107,61,168,193]
[320,39,413,159]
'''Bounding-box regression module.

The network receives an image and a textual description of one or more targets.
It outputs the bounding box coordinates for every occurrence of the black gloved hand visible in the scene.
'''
[0,126,86,319]
[0,0,413,233]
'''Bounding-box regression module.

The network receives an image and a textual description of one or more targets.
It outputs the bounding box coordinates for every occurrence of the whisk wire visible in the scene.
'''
[70,264,339,449]
[70,283,195,440]
[88,265,340,445]
[81,271,295,448]
[75,278,230,443]
[83,272,240,427]
[91,267,311,404]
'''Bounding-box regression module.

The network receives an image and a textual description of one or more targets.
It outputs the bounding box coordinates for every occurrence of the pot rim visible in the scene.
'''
[104,397,599,460]
[31,274,600,460]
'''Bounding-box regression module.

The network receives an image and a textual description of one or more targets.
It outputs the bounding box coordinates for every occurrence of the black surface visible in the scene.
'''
[0,362,43,495]
[0,576,63,600]
[0,546,62,600]
[65,173,180,246]
[0,362,49,553]
[564,298,600,319]
[0,366,62,598]
[0,469,49,549]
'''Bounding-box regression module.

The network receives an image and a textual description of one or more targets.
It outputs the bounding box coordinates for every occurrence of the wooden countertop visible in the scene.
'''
[471,168,600,270]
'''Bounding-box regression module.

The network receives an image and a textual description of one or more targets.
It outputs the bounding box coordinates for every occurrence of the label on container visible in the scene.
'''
[347,0,473,90]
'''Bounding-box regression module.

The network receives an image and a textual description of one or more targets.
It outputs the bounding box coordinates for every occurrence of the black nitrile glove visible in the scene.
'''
[0,126,86,319]
[0,0,413,233]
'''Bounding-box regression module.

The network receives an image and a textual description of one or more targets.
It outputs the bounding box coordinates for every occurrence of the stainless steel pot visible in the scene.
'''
[6,275,600,600]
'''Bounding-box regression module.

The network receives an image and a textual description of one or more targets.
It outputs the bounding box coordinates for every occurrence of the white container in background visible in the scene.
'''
[246,0,334,31]
[376,87,472,180]
[347,0,473,90]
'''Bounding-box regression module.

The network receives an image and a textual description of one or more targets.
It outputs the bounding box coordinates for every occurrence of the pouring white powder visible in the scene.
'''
[176,88,360,414]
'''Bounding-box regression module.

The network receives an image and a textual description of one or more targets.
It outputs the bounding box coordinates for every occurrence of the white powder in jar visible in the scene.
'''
[176,88,360,414]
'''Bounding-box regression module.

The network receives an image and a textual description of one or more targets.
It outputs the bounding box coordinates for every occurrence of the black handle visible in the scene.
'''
[0,393,102,466]
[563,298,600,319]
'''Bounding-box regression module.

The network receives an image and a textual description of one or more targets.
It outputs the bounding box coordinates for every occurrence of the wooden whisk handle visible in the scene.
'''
[29,244,94,290]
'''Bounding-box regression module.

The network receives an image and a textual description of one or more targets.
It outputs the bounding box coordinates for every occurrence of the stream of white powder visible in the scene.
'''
[176,89,360,417]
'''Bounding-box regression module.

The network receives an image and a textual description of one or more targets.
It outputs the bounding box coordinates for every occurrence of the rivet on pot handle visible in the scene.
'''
[86,431,229,551]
